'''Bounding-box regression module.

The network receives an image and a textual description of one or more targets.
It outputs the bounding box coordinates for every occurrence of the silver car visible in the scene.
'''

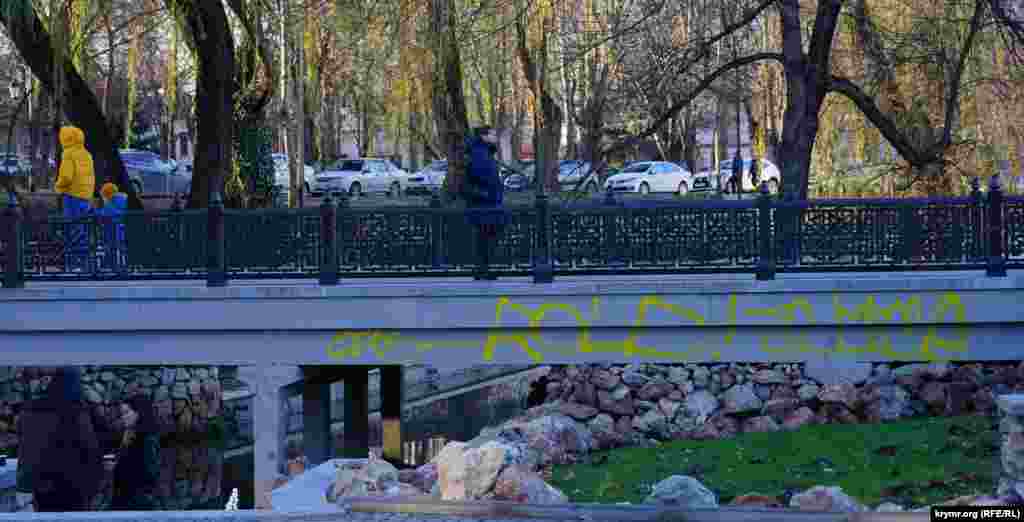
[314,158,407,197]
[404,160,447,195]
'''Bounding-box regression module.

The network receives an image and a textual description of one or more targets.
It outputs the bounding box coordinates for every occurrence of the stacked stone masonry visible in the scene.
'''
[0,366,224,510]
[539,361,1018,447]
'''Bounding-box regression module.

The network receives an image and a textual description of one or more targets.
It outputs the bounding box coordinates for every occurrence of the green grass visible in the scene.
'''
[548,415,999,509]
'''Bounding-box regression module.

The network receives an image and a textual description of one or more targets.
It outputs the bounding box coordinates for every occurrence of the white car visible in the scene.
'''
[271,154,315,194]
[603,161,694,195]
[404,159,447,196]
[313,158,407,197]
[718,158,781,194]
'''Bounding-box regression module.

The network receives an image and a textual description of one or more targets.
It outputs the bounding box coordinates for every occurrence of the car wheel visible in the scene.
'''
[638,182,650,195]
[349,182,362,197]
[130,180,143,195]
[586,181,599,194]
[390,182,402,198]
[767,178,780,194]
[305,182,311,194]
[677,181,689,196]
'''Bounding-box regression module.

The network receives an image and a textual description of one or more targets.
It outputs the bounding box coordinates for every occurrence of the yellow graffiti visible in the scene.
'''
[325,292,973,364]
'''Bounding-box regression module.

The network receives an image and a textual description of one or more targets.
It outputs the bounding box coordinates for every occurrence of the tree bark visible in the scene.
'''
[172,0,236,209]
[0,0,142,209]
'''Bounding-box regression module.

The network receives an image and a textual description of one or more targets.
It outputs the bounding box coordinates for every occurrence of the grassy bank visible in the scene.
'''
[548,414,999,509]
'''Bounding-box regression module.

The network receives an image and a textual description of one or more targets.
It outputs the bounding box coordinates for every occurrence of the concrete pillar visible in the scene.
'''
[380,365,404,463]
[998,394,1024,501]
[237,365,302,509]
[302,379,333,467]
[341,367,370,458]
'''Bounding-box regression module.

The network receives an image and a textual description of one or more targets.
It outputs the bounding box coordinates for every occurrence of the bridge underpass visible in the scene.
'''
[2,270,1023,508]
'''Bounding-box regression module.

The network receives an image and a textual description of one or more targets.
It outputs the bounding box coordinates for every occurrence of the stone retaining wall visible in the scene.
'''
[0,366,224,510]
[540,361,1018,447]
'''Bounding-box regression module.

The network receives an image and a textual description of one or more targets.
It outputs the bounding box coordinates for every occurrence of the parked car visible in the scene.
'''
[690,168,724,193]
[404,159,447,195]
[313,158,407,197]
[719,158,781,194]
[119,149,189,196]
[603,161,694,195]
[502,160,536,191]
[0,154,31,176]
[557,160,603,193]
[271,154,316,202]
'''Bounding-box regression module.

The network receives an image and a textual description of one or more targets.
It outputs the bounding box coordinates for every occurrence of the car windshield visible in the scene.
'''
[621,163,651,173]
[428,160,447,171]
[333,160,364,171]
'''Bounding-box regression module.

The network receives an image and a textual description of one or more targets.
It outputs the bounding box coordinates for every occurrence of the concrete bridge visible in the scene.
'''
[2,269,1023,506]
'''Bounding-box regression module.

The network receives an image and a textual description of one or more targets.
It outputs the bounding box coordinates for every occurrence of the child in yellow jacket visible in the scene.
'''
[55,126,95,271]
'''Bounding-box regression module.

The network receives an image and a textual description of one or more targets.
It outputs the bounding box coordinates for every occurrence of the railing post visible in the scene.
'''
[987,174,1007,277]
[533,193,554,283]
[756,181,775,281]
[3,191,23,289]
[336,190,350,268]
[429,191,444,268]
[207,191,227,287]
[971,177,983,262]
[319,192,338,286]
[603,183,616,206]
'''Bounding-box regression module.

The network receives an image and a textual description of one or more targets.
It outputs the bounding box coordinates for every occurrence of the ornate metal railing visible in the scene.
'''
[1,175,1021,287]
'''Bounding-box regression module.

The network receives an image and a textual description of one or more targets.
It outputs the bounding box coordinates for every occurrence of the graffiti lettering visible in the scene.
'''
[325,292,971,364]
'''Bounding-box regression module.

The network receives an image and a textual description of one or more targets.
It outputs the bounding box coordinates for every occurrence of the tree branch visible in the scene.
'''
[828,75,928,165]
[942,0,986,149]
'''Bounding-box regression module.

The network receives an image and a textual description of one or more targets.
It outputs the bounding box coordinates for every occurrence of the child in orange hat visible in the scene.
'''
[97,182,127,270]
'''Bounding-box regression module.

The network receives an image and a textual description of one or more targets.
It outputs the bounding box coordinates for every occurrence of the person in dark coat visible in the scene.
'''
[463,126,507,280]
[110,395,162,510]
[21,367,103,512]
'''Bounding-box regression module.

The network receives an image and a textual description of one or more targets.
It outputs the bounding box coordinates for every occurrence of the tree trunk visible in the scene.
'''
[0,0,142,208]
[174,0,236,209]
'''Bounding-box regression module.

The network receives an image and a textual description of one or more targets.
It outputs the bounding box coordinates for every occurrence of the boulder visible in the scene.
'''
[752,369,787,385]
[817,384,859,410]
[269,459,364,512]
[762,398,801,421]
[790,486,867,512]
[644,475,718,508]
[559,402,599,421]
[637,380,676,401]
[742,416,780,433]
[573,380,598,405]
[632,410,671,439]
[327,457,400,501]
[462,442,510,499]
[920,382,949,414]
[797,384,821,402]
[722,384,762,414]
[729,494,783,508]
[491,465,568,504]
[781,407,816,431]
[591,369,620,390]
[683,390,719,422]
[588,413,624,450]
[435,442,470,500]
[691,413,739,440]
[804,360,872,386]
[598,389,635,416]
[867,385,911,422]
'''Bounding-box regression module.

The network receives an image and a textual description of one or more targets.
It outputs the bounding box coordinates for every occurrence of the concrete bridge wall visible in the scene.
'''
[1,273,1023,367]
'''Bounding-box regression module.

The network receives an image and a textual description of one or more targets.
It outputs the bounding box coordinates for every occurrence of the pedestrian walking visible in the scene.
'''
[462,126,507,280]
[18,367,103,512]
[54,126,96,271]
[96,182,127,271]
[110,396,162,510]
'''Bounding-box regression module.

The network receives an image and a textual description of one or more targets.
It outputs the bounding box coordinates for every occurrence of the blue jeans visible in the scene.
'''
[63,195,92,270]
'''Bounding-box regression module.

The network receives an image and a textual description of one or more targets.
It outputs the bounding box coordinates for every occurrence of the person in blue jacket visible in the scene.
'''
[97,182,127,271]
[462,126,507,280]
